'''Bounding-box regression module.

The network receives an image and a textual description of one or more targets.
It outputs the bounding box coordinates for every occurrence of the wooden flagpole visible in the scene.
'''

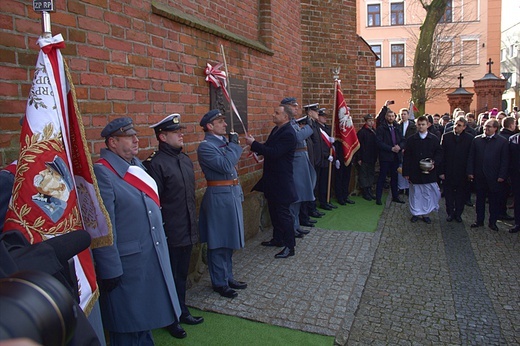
[327,67,341,203]
[220,44,235,133]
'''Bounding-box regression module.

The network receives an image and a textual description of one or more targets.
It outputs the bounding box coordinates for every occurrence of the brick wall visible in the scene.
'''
[301,0,376,127]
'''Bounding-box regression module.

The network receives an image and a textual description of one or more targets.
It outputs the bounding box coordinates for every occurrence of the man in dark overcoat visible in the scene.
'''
[508,118,520,233]
[93,117,181,346]
[439,116,473,223]
[375,109,405,205]
[246,104,298,258]
[467,118,510,231]
[144,114,203,339]
[197,110,246,299]
[356,114,378,200]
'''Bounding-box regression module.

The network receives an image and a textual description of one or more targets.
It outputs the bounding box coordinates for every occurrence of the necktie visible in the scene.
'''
[390,126,396,145]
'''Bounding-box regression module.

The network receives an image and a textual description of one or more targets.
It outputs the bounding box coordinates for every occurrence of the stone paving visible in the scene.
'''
[187,196,520,345]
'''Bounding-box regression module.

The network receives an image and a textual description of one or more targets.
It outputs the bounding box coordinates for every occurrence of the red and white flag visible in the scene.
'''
[3,34,112,314]
[334,80,360,166]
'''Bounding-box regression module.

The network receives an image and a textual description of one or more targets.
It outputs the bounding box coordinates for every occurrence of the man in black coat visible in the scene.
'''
[509,118,520,233]
[144,114,203,338]
[246,104,298,258]
[467,119,510,231]
[375,109,405,205]
[356,114,378,200]
[439,116,473,222]
[402,115,443,224]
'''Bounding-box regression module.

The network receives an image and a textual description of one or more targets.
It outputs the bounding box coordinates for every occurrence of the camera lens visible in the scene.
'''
[0,271,77,346]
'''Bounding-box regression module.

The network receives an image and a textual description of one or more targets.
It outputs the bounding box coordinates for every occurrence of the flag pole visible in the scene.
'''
[220,44,235,133]
[33,0,55,37]
[327,67,340,203]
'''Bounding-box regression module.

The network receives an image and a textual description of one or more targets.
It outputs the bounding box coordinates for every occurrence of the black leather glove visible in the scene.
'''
[100,276,122,293]
[228,132,239,144]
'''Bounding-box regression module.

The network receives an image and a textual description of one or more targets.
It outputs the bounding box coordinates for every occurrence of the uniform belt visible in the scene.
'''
[295,148,307,152]
[206,179,239,187]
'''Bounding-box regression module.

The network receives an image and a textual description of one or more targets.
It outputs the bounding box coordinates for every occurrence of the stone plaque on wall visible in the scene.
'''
[209,78,248,134]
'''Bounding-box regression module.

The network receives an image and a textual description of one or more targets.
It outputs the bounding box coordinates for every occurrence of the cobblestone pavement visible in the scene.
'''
[187,197,520,345]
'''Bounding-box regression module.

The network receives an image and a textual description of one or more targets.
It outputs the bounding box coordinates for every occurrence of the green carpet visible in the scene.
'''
[153,308,334,345]
[312,194,386,232]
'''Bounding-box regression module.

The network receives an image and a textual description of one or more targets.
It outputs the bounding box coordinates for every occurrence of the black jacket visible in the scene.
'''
[356,124,378,164]
[144,141,198,247]
[252,122,297,204]
[440,131,473,185]
[376,121,404,162]
[402,132,443,184]
[467,134,509,192]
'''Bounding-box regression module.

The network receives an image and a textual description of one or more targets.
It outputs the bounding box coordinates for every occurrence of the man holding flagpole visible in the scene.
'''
[93,118,181,345]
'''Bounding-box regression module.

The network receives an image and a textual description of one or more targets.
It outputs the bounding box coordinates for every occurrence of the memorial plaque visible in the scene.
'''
[209,78,248,134]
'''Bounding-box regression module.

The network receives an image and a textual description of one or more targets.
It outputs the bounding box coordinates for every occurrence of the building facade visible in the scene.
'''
[357,0,502,115]
[500,0,519,112]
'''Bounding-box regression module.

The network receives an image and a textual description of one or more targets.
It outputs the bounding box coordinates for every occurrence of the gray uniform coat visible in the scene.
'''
[290,120,316,202]
[92,148,180,333]
[197,134,245,250]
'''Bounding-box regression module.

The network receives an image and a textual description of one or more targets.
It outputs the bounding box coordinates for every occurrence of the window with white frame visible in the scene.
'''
[501,48,507,61]
[439,0,453,23]
[367,4,381,27]
[391,2,404,25]
[371,45,382,67]
[510,45,517,58]
[391,44,405,67]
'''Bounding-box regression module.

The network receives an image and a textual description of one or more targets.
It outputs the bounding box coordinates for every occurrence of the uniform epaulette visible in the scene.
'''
[145,151,158,162]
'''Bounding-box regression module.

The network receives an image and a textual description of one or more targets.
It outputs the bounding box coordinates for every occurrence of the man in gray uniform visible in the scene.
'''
[93,117,181,346]
[197,110,247,299]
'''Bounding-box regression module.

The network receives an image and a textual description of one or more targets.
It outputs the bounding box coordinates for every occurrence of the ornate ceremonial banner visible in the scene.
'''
[335,80,360,166]
[4,34,112,313]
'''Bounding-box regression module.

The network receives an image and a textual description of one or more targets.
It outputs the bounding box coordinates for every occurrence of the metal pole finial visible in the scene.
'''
[332,67,341,80]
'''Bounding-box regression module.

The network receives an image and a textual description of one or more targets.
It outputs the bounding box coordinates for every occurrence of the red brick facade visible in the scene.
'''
[0,0,375,191]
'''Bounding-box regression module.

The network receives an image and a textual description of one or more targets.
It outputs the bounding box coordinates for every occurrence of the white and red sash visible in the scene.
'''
[97,158,160,207]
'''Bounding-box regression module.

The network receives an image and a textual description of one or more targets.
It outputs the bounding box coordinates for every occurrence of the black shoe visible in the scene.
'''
[509,227,520,233]
[180,314,204,325]
[465,201,474,207]
[446,215,453,222]
[488,223,499,232]
[392,198,405,204]
[455,216,462,223]
[411,216,419,223]
[213,286,238,298]
[275,247,295,258]
[261,239,283,247]
[470,222,483,228]
[345,198,355,204]
[308,219,317,224]
[337,200,346,205]
[294,231,304,238]
[300,221,315,227]
[166,322,187,339]
[309,211,323,218]
[328,203,338,209]
[298,228,310,234]
[376,199,382,205]
[368,190,376,199]
[319,204,332,211]
[498,214,514,221]
[228,279,247,290]
[362,194,372,201]
[422,216,432,224]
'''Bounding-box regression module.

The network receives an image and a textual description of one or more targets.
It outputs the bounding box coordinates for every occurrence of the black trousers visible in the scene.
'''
[513,179,520,227]
[443,181,469,218]
[168,244,193,316]
[376,159,399,200]
[334,163,352,203]
[268,199,295,249]
[475,179,503,225]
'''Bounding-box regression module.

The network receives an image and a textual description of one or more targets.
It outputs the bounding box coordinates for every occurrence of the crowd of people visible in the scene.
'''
[1,99,519,345]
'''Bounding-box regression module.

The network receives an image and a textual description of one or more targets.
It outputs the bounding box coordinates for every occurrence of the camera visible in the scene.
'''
[0,271,78,346]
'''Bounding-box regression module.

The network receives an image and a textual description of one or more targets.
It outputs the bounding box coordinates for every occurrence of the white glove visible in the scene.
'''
[329,136,335,144]
[335,160,340,169]
[328,155,334,162]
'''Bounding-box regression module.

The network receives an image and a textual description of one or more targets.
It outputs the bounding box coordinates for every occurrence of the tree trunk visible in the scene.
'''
[411,0,448,115]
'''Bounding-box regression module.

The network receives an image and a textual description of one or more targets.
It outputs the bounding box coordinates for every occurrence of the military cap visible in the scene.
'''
[200,109,225,127]
[318,108,327,116]
[101,117,137,138]
[280,97,298,105]
[303,103,319,111]
[363,114,374,121]
[149,113,185,134]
